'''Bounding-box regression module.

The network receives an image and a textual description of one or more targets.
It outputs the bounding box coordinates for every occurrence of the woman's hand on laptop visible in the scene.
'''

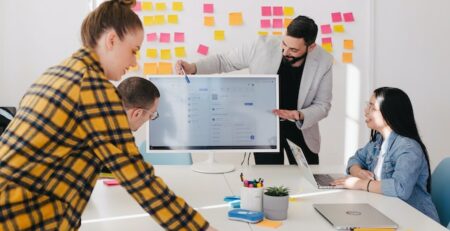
[349,165,375,180]
[332,176,367,190]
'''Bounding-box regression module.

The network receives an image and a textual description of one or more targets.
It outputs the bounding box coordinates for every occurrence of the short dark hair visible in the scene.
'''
[117,77,160,109]
[286,15,318,46]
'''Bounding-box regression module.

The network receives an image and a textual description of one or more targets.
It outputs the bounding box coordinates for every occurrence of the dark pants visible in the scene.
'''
[254,121,319,165]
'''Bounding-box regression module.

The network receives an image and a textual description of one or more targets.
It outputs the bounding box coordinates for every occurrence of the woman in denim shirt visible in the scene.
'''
[333,87,439,222]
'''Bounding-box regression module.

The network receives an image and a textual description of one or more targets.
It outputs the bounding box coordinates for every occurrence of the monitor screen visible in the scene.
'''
[147,75,279,153]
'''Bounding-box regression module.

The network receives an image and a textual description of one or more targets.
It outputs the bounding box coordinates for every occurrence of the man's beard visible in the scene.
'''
[282,51,308,66]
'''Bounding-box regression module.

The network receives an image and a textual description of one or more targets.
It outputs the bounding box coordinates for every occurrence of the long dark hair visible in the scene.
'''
[370,87,431,192]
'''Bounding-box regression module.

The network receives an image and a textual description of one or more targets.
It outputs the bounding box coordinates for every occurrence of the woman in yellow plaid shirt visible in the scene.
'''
[0,0,216,230]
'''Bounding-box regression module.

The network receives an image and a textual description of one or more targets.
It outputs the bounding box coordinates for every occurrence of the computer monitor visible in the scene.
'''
[147,75,279,173]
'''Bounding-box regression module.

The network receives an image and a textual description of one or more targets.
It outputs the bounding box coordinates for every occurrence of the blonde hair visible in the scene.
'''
[81,0,143,48]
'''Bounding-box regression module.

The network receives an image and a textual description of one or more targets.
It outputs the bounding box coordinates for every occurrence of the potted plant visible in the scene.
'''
[263,186,289,220]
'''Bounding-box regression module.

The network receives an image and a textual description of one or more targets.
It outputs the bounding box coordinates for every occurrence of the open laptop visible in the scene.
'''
[314,203,398,230]
[286,139,345,189]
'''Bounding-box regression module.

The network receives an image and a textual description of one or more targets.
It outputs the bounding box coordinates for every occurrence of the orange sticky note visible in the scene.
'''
[256,219,282,228]
[343,52,353,63]
[283,7,294,16]
[143,16,154,26]
[168,14,178,24]
[272,31,282,36]
[258,31,268,36]
[174,47,186,58]
[158,62,173,74]
[333,24,345,33]
[155,2,166,11]
[142,2,152,11]
[204,16,215,26]
[160,49,171,60]
[344,39,354,49]
[146,48,157,58]
[143,63,158,75]
[214,30,225,40]
[172,2,183,11]
[284,18,292,28]
[229,12,243,26]
[323,43,333,52]
[154,15,165,25]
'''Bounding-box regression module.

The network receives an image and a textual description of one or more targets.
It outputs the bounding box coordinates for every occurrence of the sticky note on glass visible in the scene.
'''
[331,12,342,22]
[322,37,332,44]
[159,33,170,43]
[174,32,185,42]
[273,6,283,16]
[136,50,141,60]
[321,24,332,34]
[175,47,186,58]
[343,52,353,63]
[132,1,142,11]
[258,31,268,36]
[142,2,152,11]
[203,3,214,13]
[323,43,333,52]
[260,19,270,28]
[144,63,158,75]
[344,40,354,49]
[229,12,243,26]
[143,16,154,26]
[284,18,292,28]
[146,48,158,58]
[261,6,271,16]
[172,2,183,11]
[214,30,225,40]
[154,15,165,24]
[168,14,178,24]
[284,7,294,16]
[272,19,283,28]
[256,219,283,228]
[155,2,166,11]
[146,33,157,42]
[204,16,215,26]
[343,12,355,22]
[197,44,209,55]
[333,24,345,32]
[160,49,171,60]
[272,31,282,36]
[158,62,173,74]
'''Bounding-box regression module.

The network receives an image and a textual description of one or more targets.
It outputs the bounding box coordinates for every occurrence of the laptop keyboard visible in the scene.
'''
[314,174,334,186]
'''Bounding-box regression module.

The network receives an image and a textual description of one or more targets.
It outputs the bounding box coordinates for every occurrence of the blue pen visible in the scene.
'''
[180,66,190,83]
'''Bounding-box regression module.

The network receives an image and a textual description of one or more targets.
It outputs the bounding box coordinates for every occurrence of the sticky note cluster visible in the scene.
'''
[143,62,173,75]
[259,5,295,36]
[135,1,184,12]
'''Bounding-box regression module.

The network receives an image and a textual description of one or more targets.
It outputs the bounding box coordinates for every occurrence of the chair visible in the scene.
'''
[431,157,450,226]
[138,142,192,165]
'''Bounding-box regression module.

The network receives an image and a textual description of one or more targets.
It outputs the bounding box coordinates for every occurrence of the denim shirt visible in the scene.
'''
[347,132,439,222]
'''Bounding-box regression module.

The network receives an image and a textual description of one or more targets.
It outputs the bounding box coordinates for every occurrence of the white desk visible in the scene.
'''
[81,165,446,231]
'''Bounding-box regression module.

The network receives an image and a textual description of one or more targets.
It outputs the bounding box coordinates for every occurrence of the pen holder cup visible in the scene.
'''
[240,186,263,212]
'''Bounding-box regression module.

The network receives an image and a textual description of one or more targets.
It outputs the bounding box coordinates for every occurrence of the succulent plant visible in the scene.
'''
[264,186,289,197]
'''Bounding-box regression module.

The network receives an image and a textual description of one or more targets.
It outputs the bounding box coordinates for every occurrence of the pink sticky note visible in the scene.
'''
[159,33,170,43]
[197,44,209,55]
[272,19,283,28]
[174,32,185,42]
[261,6,271,16]
[343,12,355,22]
[322,37,332,44]
[132,1,141,11]
[203,3,214,13]
[146,33,157,42]
[321,24,332,34]
[260,19,271,28]
[331,12,342,22]
[273,6,283,16]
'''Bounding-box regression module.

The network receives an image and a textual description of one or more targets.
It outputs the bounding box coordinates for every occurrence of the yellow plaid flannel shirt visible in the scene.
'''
[0,48,209,231]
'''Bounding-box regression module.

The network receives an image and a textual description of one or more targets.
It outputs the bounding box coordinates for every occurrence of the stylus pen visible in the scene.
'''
[180,66,190,83]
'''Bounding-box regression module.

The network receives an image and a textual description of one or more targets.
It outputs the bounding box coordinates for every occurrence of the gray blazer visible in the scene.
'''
[196,36,333,153]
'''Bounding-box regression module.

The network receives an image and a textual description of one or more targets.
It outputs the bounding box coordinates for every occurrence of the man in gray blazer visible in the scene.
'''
[176,15,333,165]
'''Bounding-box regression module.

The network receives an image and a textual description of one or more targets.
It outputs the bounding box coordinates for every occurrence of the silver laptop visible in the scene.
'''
[286,139,344,189]
[314,203,398,230]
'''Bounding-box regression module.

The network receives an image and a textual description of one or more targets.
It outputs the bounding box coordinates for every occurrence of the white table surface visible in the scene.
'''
[81,165,446,231]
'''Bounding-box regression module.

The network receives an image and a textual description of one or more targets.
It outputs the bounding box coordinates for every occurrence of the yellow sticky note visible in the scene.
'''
[174,47,186,58]
[168,14,178,24]
[204,16,215,26]
[155,2,166,11]
[160,49,171,60]
[288,197,298,202]
[142,2,152,11]
[333,24,345,32]
[158,62,173,74]
[343,52,353,63]
[323,43,333,52]
[154,15,165,25]
[214,30,225,40]
[143,63,158,75]
[172,2,183,11]
[143,16,154,26]
[146,48,157,58]
[272,31,282,36]
[284,18,292,28]
[344,39,354,49]
[136,50,141,60]
[256,219,283,228]
[229,12,243,26]
[258,31,268,36]
[128,65,139,71]
[283,7,295,16]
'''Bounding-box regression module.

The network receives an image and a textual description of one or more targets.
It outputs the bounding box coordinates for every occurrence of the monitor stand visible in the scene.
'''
[191,151,235,174]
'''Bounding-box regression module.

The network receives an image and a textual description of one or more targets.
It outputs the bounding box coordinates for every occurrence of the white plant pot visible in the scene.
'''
[263,194,289,220]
